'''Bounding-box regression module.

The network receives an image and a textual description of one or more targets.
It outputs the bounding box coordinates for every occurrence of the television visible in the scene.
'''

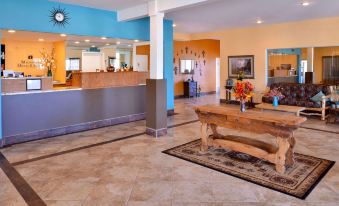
[180,59,195,74]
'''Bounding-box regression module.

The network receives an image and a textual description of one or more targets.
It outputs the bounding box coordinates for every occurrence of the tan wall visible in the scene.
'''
[3,39,54,77]
[314,46,339,84]
[53,41,66,83]
[191,16,339,99]
[174,39,220,96]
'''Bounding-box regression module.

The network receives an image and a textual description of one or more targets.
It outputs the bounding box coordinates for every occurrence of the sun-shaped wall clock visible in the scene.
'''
[49,6,70,27]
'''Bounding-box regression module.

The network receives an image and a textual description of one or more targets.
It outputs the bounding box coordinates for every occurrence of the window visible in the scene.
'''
[66,58,80,71]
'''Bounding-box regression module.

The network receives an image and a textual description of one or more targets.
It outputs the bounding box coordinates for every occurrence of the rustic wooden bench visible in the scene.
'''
[195,105,307,174]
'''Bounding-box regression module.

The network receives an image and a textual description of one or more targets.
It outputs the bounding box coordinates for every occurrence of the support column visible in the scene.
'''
[146,7,167,137]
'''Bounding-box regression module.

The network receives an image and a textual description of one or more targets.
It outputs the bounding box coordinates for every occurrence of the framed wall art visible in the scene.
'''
[228,55,254,79]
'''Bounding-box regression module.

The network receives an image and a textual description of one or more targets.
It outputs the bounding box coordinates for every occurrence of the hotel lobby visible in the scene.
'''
[0,0,339,205]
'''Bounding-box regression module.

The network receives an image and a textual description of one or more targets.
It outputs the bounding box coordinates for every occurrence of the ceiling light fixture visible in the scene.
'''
[301,1,310,6]
[38,38,44,42]
[60,33,67,37]
[101,37,107,40]
[106,43,110,46]
[116,41,121,45]
[128,45,132,47]
[85,39,90,42]
[256,20,263,24]
[8,30,16,33]
[91,45,96,48]
[134,40,139,43]
[74,41,80,44]
[172,24,177,27]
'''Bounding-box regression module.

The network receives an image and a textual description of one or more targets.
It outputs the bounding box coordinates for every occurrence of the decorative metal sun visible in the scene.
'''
[49,6,70,27]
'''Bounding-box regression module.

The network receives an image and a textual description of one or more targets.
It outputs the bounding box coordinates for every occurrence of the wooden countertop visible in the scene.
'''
[72,71,149,89]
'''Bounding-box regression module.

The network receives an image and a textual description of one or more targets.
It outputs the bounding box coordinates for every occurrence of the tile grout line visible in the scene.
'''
[0,152,46,206]
[300,126,339,134]
[10,119,200,166]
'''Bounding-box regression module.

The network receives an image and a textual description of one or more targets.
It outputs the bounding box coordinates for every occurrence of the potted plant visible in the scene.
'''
[40,48,56,77]
[232,80,254,112]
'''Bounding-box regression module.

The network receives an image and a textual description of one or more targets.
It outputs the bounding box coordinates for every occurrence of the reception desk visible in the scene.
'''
[2,77,53,93]
[72,71,149,89]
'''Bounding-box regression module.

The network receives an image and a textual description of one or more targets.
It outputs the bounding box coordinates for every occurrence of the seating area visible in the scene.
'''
[262,83,332,120]
[0,1,339,206]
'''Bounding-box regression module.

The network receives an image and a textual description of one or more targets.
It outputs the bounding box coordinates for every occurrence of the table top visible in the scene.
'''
[195,105,307,127]
[256,103,306,113]
[325,93,339,102]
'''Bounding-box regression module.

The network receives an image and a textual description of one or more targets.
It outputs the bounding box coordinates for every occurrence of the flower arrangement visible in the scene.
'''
[266,87,285,100]
[232,80,254,102]
[40,48,56,76]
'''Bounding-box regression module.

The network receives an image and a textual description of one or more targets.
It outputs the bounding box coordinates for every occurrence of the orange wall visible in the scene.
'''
[191,16,339,99]
[3,39,54,77]
[53,41,66,83]
[174,39,220,96]
[136,45,150,71]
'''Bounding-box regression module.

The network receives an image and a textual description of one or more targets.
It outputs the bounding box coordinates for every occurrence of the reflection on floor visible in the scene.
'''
[0,94,338,206]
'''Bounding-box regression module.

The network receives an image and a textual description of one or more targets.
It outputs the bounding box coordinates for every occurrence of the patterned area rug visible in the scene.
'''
[163,139,335,199]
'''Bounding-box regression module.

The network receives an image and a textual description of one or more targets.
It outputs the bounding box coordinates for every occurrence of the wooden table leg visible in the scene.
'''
[286,135,296,167]
[200,123,209,152]
[275,136,290,174]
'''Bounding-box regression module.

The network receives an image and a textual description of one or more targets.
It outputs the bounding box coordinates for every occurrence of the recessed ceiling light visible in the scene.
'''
[301,1,310,6]
[172,24,177,27]
[116,41,121,45]
[91,45,96,48]
[134,40,139,43]
[128,45,132,47]
[60,33,67,37]
[74,41,80,44]
[106,43,110,46]
[101,37,107,40]
[38,38,44,42]
[85,39,90,42]
[256,20,263,24]
[8,30,16,33]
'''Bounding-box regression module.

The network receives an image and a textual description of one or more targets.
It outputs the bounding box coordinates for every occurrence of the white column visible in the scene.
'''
[307,47,314,72]
[149,12,164,79]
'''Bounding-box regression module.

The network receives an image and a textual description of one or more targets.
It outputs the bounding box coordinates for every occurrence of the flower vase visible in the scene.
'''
[240,100,246,112]
[273,96,279,107]
[47,69,52,77]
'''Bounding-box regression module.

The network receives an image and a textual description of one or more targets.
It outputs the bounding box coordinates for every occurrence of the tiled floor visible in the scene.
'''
[0,94,339,206]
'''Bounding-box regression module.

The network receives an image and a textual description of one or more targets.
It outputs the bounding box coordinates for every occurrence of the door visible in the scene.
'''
[216,58,220,94]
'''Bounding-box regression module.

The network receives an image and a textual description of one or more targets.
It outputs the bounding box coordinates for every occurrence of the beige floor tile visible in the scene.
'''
[129,180,173,202]
[172,180,214,203]
[45,181,95,201]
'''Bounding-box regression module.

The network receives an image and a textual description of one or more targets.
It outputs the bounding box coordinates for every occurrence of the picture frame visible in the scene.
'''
[228,55,254,79]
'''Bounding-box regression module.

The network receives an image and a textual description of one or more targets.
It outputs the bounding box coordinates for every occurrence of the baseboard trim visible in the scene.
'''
[146,127,168,138]
[1,109,177,148]
[2,113,146,147]
[175,91,216,99]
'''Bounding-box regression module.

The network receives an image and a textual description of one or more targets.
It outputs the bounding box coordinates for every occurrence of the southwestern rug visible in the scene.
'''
[163,139,335,199]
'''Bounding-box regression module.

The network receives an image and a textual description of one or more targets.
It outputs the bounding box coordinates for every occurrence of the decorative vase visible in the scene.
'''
[240,99,246,112]
[273,96,279,107]
[47,69,52,77]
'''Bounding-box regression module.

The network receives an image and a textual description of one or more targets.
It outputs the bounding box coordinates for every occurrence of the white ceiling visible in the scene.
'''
[51,0,339,34]
[167,0,339,33]
[51,0,149,10]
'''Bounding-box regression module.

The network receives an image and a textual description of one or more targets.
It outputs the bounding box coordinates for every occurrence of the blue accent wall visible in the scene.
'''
[0,0,150,40]
[164,20,174,110]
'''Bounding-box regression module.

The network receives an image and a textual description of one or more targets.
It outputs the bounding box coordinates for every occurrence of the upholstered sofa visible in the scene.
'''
[262,83,330,120]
